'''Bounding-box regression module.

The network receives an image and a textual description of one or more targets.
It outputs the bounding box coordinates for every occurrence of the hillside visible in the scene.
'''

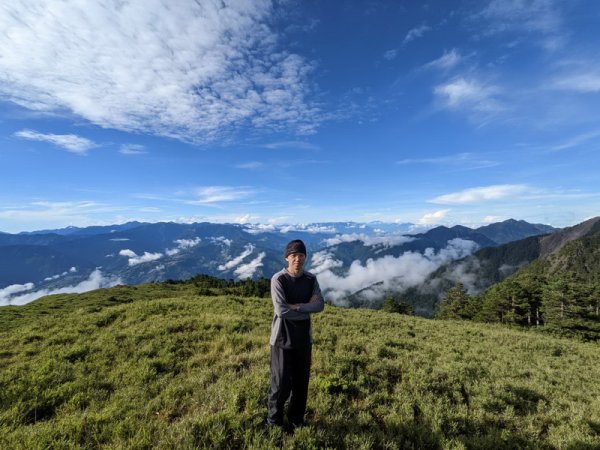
[416,217,600,307]
[446,222,600,340]
[1,280,599,449]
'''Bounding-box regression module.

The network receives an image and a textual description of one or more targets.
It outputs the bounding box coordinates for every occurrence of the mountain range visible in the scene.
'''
[0,218,559,307]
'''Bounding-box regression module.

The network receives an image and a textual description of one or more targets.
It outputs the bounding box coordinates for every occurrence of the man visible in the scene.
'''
[267,239,324,429]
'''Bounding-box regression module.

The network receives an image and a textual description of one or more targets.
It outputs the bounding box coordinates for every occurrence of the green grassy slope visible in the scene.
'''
[1,282,599,449]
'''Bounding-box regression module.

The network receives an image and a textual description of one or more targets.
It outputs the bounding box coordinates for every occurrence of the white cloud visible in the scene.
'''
[403,25,431,44]
[280,224,337,234]
[434,77,501,112]
[218,244,255,271]
[263,141,320,150]
[43,267,77,281]
[119,249,163,266]
[244,223,278,234]
[478,0,561,36]
[234,251,266,279]
[322,233,414,248]
[189,186,254,205]
[236,161,264,169]
[120,144,147,155]
[235,214,255,224]
[0,282,35,304]
[309,250,344,274]
[383,49,399,60]
[0,201,126,232]
[209,236,233,246]
[110,238,131,242]
[0,1,319,142]
[0,269,121,306]
[419,209,451,225]
[552,72,600,93]
[430,184,531,204]
[482,215,504,223]
[165,237,201,256]
[549,129,600,151]
[315,238,479,303]
[424,49,461,70]
[14,129,98,154]
[396,152,498,170]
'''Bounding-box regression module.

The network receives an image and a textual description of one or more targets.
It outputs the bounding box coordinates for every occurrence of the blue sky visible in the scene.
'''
[1,0,600,233]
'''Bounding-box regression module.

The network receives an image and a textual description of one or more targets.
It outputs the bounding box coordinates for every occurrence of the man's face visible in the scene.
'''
[286,252,306,273]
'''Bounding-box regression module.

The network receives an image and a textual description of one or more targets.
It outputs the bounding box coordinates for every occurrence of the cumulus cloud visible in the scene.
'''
[14,129,98,154]
[0,269,121,306]
[209,236,233,246]
[434,77,501,112]
[280,224,337,234]
[244,223,278,234]
[0,1,319,142]
[403,25,431,44]
[314,238,479,304]
[218,244,255,271]
[309,250,344,274]
[119,249,163,266]
[419,209,451,225]
[165,237,201,256]
[234,251,266,279]
[43,266,78,281]
[322,233,414,248]
[430,184,531,204]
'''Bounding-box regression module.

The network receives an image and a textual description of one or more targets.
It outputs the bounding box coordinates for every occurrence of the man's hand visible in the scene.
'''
[287,303,300,311]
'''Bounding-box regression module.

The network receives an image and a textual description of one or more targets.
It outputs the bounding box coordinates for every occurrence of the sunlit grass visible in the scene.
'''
[1,281,599,449]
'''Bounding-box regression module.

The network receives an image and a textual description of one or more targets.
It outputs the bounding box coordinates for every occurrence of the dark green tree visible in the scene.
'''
[436,283,470,320]
[382,297,414,315]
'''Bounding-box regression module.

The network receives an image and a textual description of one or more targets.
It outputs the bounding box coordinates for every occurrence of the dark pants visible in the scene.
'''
[267,344,312,426]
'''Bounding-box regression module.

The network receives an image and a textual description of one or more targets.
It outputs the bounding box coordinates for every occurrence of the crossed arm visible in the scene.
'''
[271,277,325,317]
[288,294,322,312]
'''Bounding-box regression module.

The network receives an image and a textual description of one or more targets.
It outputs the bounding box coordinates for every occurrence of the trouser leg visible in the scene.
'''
[288,345,312,425]
[267,345,292,425]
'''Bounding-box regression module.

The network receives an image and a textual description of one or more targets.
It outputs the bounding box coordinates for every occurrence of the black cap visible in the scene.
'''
[284,239,307,258]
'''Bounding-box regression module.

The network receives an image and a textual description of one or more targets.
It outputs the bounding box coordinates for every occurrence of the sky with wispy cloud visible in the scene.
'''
[1,0,599,232]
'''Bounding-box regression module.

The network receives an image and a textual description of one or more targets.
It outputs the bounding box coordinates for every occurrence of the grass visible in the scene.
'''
[1,281,599,449]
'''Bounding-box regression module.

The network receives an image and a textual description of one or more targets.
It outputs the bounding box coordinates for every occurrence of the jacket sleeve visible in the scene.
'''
[297,278,325,314]
[271,274,308,320]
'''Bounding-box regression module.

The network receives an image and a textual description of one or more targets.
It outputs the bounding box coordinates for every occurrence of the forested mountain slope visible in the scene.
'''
[437,221,600,340]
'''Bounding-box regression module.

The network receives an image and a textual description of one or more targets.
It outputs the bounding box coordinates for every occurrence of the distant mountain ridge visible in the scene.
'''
[0,218,560,307]
[476,219,555,245]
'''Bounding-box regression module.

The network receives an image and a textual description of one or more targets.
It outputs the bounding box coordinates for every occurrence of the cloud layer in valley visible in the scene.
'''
[0,269,121,306]
[310,238,480,304]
